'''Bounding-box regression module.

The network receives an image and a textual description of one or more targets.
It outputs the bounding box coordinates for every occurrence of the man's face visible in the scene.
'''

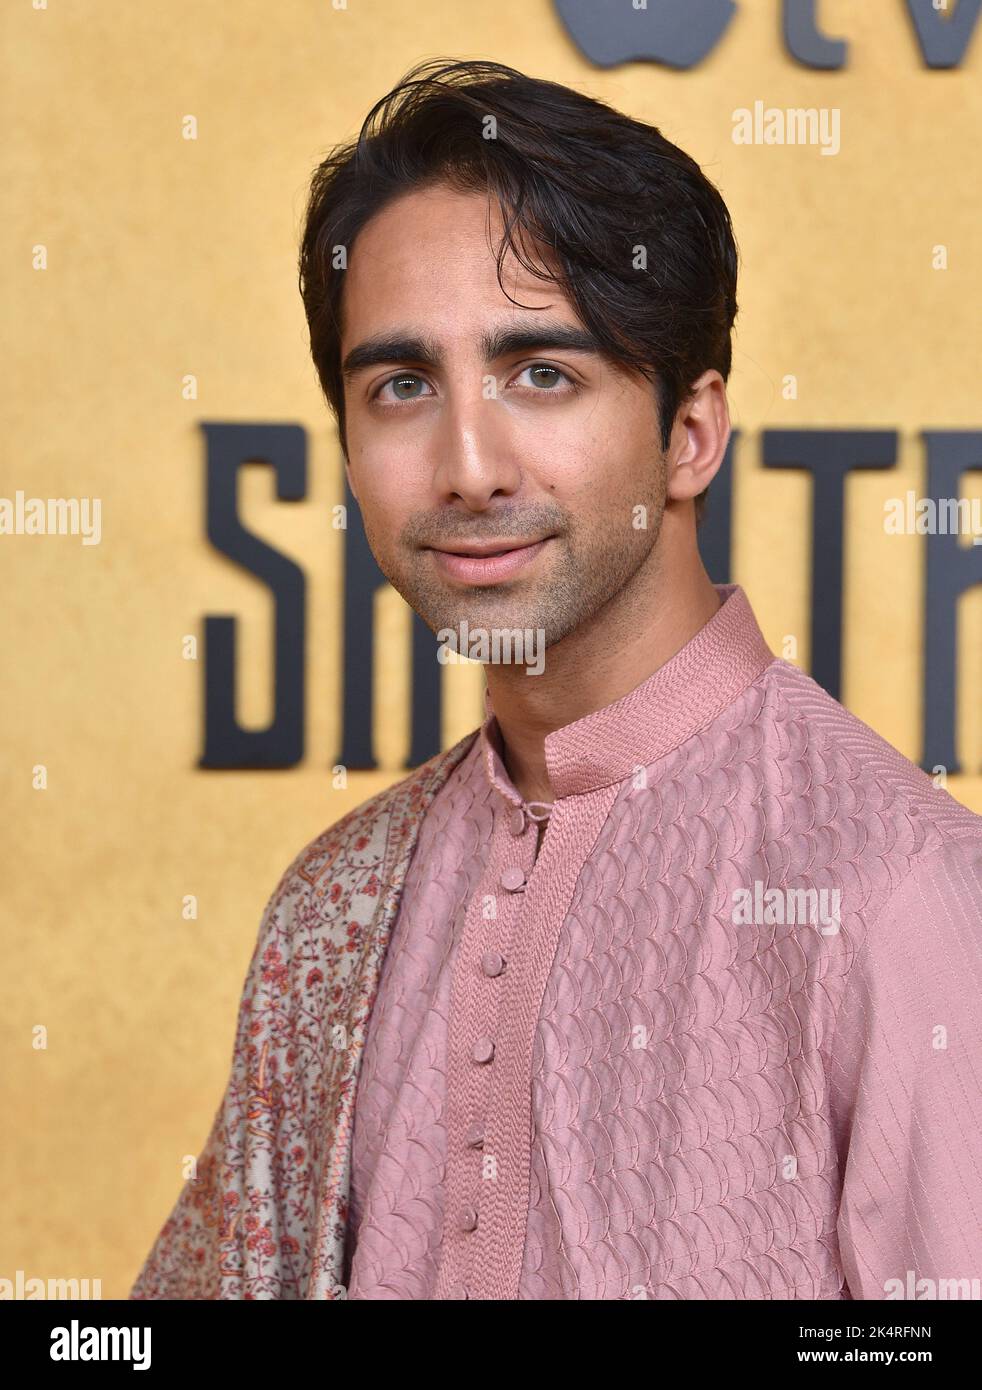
[339,183,669,648]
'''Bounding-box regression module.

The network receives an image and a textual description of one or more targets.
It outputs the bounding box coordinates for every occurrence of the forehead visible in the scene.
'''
[339,183,581,345]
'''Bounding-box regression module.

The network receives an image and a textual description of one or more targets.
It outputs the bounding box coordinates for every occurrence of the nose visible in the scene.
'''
[429,387,523,510]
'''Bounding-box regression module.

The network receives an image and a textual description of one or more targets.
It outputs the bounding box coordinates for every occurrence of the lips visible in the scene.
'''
[427,537,552,585]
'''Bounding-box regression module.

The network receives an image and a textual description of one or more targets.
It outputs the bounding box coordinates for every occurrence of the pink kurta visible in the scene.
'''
[345,583,982,1300]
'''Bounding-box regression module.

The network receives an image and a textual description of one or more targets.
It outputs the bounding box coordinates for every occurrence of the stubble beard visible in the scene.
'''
[364,490,666,654]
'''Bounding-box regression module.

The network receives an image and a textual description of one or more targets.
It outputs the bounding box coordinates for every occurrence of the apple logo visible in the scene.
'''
[553,0,737,70]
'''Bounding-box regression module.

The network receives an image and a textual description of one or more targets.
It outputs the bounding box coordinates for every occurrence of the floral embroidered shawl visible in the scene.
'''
[130,732,479,1299]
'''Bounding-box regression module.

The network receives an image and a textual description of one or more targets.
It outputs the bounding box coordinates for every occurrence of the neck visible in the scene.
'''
[484,530,722,805]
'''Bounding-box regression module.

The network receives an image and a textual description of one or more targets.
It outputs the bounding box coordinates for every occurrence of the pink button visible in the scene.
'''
[500,865,526,892]
[464,1121,485,1148]
[459,1206,478,1232]
[449,1283,469,1300]
[471,1035,495,1063]
[509,807,525,836]
[481,950,505,977]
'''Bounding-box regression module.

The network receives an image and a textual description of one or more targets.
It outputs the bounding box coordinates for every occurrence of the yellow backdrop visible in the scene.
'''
[2,0,979,1299]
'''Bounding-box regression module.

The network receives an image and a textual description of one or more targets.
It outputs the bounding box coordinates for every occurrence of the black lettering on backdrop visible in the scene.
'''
[338,474,443,771]
[763,430,897,706]
[783,0,847,69]
[200,422,306,769]
[905,0,982,69]
[553,0,982,71]
[198,423,979,777]
[923,431,982,775]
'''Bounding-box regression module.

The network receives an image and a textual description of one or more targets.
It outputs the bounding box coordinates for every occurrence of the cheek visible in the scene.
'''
[556,440,662,539]
[347,448,429,553]
[536,431,633,508]
[357,470,409,533]
[348,404,429,468]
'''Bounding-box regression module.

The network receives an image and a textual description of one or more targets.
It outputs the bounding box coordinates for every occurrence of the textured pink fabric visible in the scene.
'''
[345,583,982,1300]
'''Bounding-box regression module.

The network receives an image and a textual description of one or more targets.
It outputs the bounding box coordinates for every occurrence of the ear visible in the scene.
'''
[666,370,730,505]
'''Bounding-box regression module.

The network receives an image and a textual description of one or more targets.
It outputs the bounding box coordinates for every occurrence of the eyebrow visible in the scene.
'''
[341,320,604,379]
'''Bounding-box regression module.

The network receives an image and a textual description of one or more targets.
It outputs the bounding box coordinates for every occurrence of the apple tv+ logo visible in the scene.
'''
[552,0,982,71]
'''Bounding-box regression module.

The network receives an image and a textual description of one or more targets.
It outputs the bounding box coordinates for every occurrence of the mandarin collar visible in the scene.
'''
[479,583,775,805]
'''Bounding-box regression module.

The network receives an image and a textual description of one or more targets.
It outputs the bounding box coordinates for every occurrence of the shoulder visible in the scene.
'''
[866,828,982,949]
[756,657,982,842]
[829,828,982,1103]
[827,827,982,1064]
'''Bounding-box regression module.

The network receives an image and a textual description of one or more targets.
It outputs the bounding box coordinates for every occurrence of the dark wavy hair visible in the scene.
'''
[298,58,739,524]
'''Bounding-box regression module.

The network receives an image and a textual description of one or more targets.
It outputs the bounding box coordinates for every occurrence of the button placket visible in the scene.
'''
[481,949,505,977]
[499,864,526,892]
[444,795,540,1281]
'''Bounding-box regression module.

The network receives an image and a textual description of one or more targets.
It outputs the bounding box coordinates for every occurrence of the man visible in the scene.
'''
[131,58,982,1301]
